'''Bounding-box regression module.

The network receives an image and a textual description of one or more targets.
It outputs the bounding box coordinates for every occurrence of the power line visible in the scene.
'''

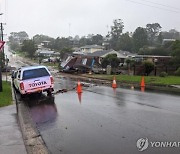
[125,0,180,13]
[140,0,180,11]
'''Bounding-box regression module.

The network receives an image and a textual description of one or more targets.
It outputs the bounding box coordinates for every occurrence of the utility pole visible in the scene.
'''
[0,21,5,92]
[0,13,3,92]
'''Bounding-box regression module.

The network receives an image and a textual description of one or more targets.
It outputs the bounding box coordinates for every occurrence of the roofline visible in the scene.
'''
[19,65,47,71]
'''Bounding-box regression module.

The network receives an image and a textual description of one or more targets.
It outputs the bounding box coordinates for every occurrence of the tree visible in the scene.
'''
[171,40,180,66]
[49,37,73,50]
[110,19,124,39]
[21,40,37,59]
[146,23,162,45]
[142,61,154,76]
[9,42,21,51]
[161,29,180,40]
[117,32,133,51]
[8,31,29,51]
[101,54,120,68]
[125,58,135,75]
[59,48,73,59]
[33,34,54,45]
[9,31,29,43]
[91,34,103,45]
[109,19,124,50]
[132,27,148,52]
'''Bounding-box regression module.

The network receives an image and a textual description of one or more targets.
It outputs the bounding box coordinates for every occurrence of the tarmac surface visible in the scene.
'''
[28,78,180,154]
[2,45,180,154]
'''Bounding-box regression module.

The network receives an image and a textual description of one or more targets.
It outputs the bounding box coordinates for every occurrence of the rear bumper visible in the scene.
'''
[20,86,54,95]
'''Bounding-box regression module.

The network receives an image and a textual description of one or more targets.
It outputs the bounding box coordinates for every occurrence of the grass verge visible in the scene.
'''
[0,81,12,107]
[83,74,180,86]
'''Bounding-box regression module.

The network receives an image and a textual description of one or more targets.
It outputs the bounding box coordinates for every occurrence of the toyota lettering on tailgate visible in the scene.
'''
[29,81,47,87]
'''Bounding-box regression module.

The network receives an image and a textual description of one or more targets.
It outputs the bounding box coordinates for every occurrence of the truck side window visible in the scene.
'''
[18,71,21,79]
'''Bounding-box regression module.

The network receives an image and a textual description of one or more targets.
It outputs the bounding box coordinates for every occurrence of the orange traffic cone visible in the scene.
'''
[140,76,145,87]
[112,76,117,88]
[76,80,82,93]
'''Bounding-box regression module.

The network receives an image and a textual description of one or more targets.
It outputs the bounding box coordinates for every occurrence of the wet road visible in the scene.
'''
[27,78,180,154]
[5,47,180,153]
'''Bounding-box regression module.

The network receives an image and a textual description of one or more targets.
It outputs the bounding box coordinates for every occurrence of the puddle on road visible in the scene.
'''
[27,95,58,124]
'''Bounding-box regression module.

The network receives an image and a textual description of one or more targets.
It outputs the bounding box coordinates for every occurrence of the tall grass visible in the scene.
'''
[0,81,12,107]
[86,75,180,85]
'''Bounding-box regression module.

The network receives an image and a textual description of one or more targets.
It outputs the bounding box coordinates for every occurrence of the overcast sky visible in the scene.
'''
[1,0,180,39]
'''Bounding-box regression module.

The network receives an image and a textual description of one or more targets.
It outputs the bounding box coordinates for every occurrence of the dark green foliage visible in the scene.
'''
[109,19,124,50]
[49,37,73,51]
[8,31,29,43]
[171,40,180,66]
[161,29,180,40]
[8,31,29,51]
[91,34,103,45]
[0,81,12,107]
[33,34,54,45]
[138,47,170,56]
[101,54,120,68]
[142,61,154,76]
[118,32,133,51]
[132,27,148,52]
[9,42,21,51]
[174,67,180,76]
[60,48,73,59]
[21,40,37,59]
[146,23,162,45]
[110,19,124,39]
[125,58,135,67]
[159,72,168,77]
[79,34,103,46]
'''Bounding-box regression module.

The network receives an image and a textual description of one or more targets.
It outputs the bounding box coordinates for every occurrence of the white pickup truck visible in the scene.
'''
[13,65,54,96]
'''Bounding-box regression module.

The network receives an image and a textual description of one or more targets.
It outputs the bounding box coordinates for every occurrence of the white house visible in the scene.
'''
[36,49,60,57]
[80,45,104,54]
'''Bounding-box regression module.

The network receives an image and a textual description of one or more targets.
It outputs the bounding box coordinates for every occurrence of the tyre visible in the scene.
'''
[47,90,52,96]
[20,94,26,99]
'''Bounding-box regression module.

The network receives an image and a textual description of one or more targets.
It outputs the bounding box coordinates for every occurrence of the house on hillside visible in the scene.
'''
[36,49,60,57]
[132,55,172,64]
[162,39,176,45]
[80,45,104,54]
[87,50,128,64]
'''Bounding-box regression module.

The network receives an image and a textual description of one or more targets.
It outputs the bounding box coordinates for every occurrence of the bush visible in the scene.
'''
[174,67,180,76]
[159,72,168,77]
[142,61,154,76]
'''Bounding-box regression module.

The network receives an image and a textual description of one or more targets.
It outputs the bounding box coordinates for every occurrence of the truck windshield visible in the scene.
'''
[22,68,50,80]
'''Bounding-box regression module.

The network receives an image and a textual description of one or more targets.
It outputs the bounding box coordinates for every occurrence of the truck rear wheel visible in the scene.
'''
[47,90,52,96]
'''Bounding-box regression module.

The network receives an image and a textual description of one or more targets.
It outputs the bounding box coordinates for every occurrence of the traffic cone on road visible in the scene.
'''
[140,76,145,92]
[140,76,145,87]
[112,76,117,88]
[76,80,82,93]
